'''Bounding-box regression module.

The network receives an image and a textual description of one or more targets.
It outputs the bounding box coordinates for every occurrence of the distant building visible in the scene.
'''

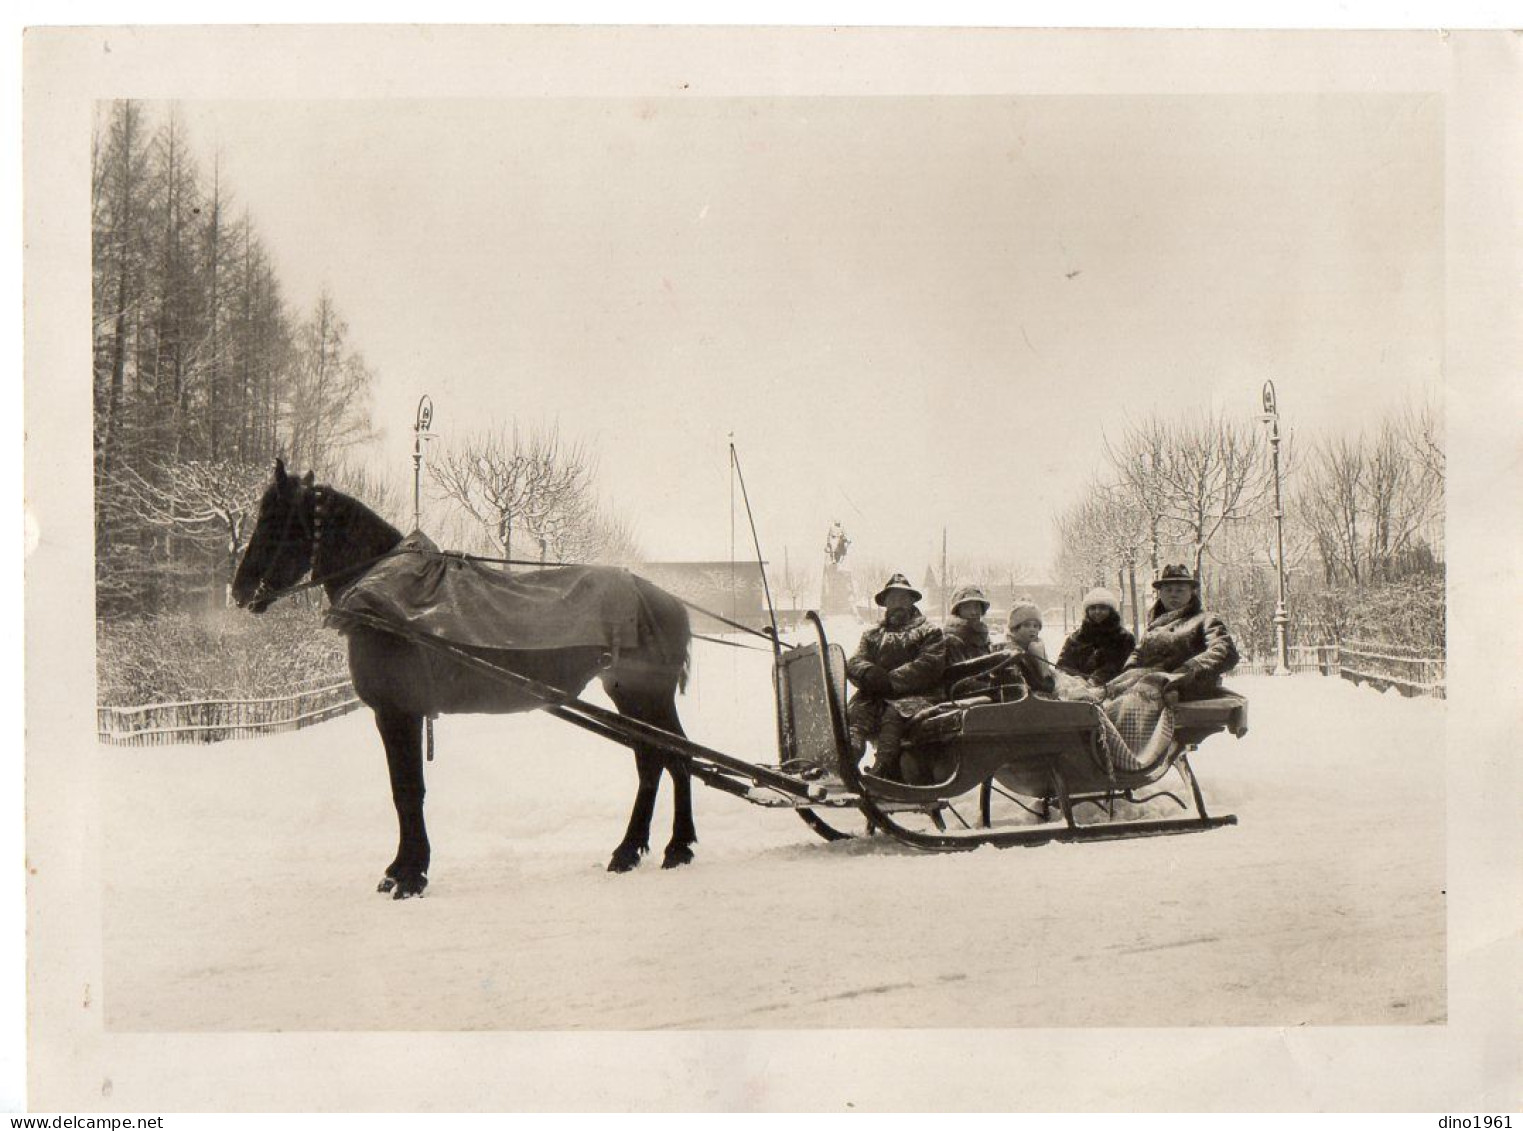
[633,561,773,633]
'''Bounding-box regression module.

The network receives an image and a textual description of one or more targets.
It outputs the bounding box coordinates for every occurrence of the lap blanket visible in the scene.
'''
[326,533,651,652]
[1098,677,1176,772]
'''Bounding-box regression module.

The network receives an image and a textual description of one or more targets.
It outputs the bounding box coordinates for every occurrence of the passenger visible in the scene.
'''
[1057,587,1136,689]
[942,585,993,666]
[1107,564,1240,702]
[1004,601,1057,697]
[845,573,948,781]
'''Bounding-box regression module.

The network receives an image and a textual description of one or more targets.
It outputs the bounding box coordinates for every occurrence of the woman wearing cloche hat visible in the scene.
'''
[1107,564,1240,701]
[1057,586,1136,688]
[942,584,994,667]
[844,573,948,781]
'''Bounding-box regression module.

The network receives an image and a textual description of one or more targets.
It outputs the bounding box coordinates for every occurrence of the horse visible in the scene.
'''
[230,459,696,898]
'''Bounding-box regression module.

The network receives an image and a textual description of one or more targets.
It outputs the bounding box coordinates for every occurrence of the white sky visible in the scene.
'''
[175,93,1444,578]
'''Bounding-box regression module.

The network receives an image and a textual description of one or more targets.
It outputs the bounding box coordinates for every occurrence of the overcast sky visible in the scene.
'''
[177,94,1443,579]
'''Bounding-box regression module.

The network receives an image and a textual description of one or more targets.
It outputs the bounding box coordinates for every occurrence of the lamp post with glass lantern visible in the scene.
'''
[412,395,435,533]
[1259,380,1291,676]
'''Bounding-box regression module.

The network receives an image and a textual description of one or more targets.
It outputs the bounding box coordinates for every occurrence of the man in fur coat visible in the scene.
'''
[1057,587,1136,688]
[845,573,947,780]
[1108,565,1240,701]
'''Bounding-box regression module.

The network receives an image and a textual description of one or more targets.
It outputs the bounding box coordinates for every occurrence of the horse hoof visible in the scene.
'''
[661,846,695,869]
[376,876,396,894]
[390,873,428,900]
[607,847,645,873]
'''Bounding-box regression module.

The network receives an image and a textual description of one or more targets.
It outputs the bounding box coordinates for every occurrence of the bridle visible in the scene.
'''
[246,484,322,608]
[247,484,397,608]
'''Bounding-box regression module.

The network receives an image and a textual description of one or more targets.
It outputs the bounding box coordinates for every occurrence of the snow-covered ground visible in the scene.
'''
[101,619,1445,1030]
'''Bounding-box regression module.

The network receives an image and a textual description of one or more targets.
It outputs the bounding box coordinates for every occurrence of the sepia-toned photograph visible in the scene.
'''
[22,22,1522,1114]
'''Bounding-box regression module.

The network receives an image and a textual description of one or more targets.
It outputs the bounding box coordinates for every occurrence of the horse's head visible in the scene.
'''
[232,458,317,613]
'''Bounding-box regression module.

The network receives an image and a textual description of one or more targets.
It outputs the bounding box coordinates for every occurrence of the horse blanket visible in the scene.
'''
[326,533,652,652]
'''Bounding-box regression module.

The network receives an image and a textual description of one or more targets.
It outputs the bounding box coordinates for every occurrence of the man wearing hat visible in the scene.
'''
[1057,587,1136,688]
[1109,564,1240,701]
[844,573,948,781]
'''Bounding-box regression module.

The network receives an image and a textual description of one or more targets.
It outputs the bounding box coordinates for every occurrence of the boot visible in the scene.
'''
[866,746,901,780]
[866,713,905,780]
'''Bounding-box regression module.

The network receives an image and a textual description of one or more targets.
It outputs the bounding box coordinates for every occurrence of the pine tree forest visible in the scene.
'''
[92,101,374,620]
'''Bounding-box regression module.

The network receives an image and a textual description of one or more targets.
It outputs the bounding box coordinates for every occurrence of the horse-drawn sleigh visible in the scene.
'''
[233,460,1247,898]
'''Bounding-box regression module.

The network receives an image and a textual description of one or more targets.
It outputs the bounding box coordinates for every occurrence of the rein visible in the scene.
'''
[252,548,403,606]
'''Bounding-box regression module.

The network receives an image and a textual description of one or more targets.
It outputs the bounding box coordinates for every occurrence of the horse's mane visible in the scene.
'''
[315,483,406,575]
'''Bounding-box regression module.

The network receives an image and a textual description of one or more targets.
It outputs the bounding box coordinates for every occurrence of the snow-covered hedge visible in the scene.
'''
[96,600,350,706]
[1293,572,1446,654]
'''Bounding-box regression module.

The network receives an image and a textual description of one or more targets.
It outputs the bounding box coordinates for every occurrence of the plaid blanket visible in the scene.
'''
[1099,683,1176,772]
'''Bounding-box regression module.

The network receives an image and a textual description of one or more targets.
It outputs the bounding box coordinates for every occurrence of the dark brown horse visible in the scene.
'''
[231,459,695,898]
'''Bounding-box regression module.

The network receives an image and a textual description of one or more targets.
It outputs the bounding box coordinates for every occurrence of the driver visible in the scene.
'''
[844,573,947,781]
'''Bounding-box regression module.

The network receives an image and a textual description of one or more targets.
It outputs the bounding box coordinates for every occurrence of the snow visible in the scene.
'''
[101,619,1445,1031]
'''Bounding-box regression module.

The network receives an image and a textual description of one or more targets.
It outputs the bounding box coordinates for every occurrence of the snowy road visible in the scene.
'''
[101,630,1445,1031]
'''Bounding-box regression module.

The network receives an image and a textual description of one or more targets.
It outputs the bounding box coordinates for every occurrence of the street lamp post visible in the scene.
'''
[1260,380,1291,676]
[412,394,434,533]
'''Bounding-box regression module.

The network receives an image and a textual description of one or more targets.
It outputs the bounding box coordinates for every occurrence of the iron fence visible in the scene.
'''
[1335,639,1447,700]
[1237,640,1445,699]
[1233,644,1339,677]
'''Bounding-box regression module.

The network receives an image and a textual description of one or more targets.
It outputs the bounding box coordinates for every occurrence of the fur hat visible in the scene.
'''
[1008,600,1042,628]
[874,572,922,606]
[948,584,990,616]
[1152,564,1199,589]
[1081,587,1121,614]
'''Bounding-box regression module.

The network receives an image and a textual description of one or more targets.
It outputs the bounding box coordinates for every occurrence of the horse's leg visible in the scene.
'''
[654,699,697,869]
[606,682,697,871]
[607,748,662,874]
[373,708,431,899]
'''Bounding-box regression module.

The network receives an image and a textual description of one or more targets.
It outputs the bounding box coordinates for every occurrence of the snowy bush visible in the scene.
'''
[1211,568,1444,660]
[97,599,350,706]
[1296,571,1445,653]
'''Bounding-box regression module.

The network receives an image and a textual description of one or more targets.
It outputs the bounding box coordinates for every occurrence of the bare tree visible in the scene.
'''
[1399,391,1445,481]
[1052,482,1146,584]
[776,548,815,612]
[1293,414,1442,587]
[328,459,410,533]
[1106,411,1277,582]
[430,423,608,565]
[1103,416,1172,575]
[114,456,269,603]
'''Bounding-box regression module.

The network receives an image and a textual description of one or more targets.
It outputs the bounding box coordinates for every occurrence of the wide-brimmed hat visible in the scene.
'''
[874,572,922,606]
[1152,564,1199,589]
[948,584,990,615]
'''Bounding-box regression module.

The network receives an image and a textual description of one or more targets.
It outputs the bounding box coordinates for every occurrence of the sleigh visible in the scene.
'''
[765,614,1247,849]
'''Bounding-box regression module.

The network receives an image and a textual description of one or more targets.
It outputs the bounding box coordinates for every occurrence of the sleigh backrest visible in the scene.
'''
[774,641,850,771]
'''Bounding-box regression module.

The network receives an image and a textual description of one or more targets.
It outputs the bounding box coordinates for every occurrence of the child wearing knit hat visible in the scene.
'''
[1005,601,1057,696]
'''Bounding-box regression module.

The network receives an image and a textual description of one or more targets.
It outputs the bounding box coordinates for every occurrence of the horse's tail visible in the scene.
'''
[635,575,693,695]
